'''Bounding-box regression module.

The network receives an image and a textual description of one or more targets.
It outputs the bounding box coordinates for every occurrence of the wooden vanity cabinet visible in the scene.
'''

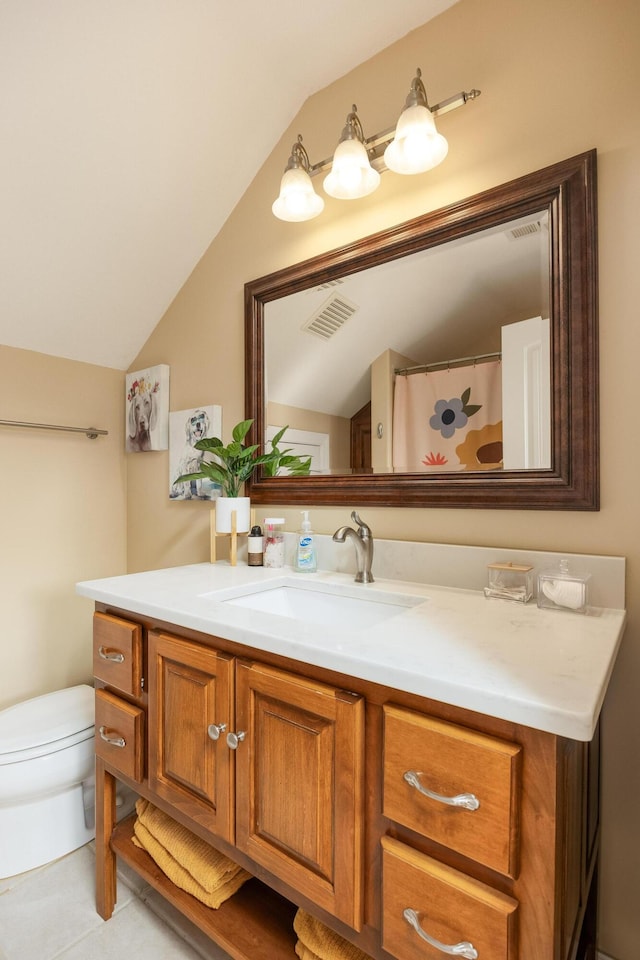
[92,607,600,960]
[147,630,364,929]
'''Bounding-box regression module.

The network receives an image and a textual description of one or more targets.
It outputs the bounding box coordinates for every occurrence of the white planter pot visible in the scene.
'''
[215,496,251,534]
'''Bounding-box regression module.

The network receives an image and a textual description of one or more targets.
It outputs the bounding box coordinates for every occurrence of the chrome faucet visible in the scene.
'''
[332,511,374,583]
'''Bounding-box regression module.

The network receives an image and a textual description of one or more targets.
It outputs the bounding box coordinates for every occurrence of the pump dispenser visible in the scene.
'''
[294,511,317,572]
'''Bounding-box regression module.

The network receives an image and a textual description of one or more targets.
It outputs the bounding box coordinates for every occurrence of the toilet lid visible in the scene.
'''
[0,684,95,757]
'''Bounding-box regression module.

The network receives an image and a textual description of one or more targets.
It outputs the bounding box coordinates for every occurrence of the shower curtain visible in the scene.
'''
[392,360,503,472]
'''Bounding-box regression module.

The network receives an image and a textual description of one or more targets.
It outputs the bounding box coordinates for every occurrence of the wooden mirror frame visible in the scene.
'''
[245,150,598,510]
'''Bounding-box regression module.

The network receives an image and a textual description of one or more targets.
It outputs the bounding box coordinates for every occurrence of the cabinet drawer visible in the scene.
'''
[95,688,145,782]
[382,836,518,960]
[93,612,143,697]
[383,704,521,876]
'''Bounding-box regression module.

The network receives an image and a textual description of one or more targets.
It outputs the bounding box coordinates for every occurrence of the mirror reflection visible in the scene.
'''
[246,150,598,510]
[265,212,550,476]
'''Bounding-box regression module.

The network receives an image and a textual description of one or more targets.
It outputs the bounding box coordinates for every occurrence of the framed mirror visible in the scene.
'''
[245,150,598,509]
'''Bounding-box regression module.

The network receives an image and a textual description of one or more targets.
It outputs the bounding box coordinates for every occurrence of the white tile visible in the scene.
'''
[0,837,233,960]
[0,861,47,896]
[0,845,103,960]
[55,899,204,959]
[116,855,153,897]
[142,887,232,960]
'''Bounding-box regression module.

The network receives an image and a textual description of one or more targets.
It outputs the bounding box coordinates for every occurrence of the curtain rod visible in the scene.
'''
[395,351,501,377]
[0,419,108,440]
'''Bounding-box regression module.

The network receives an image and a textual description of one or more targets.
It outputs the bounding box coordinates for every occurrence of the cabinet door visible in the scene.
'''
[234,660,364,930]
[148,631,234,843]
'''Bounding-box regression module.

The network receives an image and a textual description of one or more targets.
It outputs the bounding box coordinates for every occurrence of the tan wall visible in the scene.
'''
[0,346,126,710]
[267,400,350,473]
[127,0,640,955]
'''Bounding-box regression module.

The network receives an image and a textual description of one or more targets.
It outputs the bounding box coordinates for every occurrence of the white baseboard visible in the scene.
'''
[597,952,617,960]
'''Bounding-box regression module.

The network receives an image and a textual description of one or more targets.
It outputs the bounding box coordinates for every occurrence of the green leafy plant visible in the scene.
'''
[176,419,311,498]
[262,425,312,478]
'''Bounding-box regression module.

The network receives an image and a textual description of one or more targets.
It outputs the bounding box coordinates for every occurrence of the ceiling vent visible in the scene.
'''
[302,294,358,340]
[506,220,544,241]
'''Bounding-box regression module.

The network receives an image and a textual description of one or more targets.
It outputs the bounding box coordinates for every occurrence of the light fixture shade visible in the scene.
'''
[272,166,324,222]
[384,103,448,175]
[323,138,380,200]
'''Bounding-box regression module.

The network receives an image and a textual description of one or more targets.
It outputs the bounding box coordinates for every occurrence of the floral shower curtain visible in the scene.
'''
[392,360,503,472]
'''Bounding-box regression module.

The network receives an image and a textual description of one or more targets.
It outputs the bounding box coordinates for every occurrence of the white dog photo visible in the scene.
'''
[169,405,222,500]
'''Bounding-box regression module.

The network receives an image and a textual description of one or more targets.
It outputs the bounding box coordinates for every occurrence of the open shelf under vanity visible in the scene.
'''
[111,815,298,960]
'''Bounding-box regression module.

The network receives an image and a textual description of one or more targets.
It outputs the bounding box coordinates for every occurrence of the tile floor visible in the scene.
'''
[0,842,233,960]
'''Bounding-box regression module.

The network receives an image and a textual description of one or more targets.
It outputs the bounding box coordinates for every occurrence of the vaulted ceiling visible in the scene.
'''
[0,1,459,370]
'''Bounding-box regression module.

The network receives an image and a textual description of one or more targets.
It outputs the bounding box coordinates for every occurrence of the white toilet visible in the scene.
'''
[0,684,96,879]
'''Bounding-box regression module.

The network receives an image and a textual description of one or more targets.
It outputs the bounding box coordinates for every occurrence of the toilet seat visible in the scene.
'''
[0,684,94,765]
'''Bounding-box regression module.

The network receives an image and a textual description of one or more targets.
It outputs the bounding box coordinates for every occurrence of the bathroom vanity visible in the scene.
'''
[79,559,625,960]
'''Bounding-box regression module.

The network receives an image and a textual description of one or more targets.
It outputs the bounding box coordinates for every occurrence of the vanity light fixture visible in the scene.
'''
[384,67,449,174]
[271,135,325,223]
[272,68,481,222]
[323,105,380,200]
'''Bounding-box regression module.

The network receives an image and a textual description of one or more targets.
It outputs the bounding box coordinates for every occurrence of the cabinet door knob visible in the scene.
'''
[404,770,480,811]
[98,645,125,663]
[207,722,227,741]
[99,725,126,749]
[226,730,246,750]
[403,908,478,959]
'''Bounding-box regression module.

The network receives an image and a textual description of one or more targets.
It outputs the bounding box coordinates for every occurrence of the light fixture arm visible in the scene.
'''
[404,67,429,110]
[284,134,312,172]
[339,105,366,144]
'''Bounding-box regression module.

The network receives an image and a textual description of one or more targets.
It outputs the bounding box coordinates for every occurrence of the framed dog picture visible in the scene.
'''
[169,405,223,500]
[125,364,170,452]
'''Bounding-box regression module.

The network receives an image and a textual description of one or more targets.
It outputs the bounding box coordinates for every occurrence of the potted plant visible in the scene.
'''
[176,419,310,532]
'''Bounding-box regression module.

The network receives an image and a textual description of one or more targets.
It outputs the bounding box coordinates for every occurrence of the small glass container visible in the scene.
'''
[263,518,285,568]
[537,559,590,613]
[484,562,533,603]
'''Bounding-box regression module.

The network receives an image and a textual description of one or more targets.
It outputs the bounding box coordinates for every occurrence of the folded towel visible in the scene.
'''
[294,909,371,960]
[132,798,251,909]
[295,940,324,960]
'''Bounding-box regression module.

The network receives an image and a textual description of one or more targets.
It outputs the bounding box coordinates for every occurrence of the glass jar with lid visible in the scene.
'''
[263,518,286,568]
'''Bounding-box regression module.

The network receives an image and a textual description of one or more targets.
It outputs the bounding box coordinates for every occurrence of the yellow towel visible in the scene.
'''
[132,798,251,909]
[293,909,371,960]
[295,940,324,960]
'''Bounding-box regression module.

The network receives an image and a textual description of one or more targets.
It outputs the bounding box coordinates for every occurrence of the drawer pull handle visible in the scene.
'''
[207,722,227,741]
[98,646,125,664]
[226,730,246,750]
[403,908,478,960]
[99,725,126,749]
[404,770,480,811]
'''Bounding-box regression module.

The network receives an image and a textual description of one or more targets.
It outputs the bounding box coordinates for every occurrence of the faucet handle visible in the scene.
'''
[351,511,372,538]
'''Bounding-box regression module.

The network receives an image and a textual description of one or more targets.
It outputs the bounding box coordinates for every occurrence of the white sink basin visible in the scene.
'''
[213,579,423,629]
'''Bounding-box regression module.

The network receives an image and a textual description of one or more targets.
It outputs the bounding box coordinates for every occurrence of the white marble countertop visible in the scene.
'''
[77,562,626,741]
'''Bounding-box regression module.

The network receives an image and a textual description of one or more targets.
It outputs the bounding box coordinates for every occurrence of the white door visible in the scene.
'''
[501,316,551,469]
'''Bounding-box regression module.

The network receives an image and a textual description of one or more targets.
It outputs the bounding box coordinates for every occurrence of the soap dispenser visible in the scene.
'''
[294,511,317,573]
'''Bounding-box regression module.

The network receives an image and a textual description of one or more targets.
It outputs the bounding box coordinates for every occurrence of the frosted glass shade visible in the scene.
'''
[323,138,380,199]
[384,104,448,174]
[272,166,324,222]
